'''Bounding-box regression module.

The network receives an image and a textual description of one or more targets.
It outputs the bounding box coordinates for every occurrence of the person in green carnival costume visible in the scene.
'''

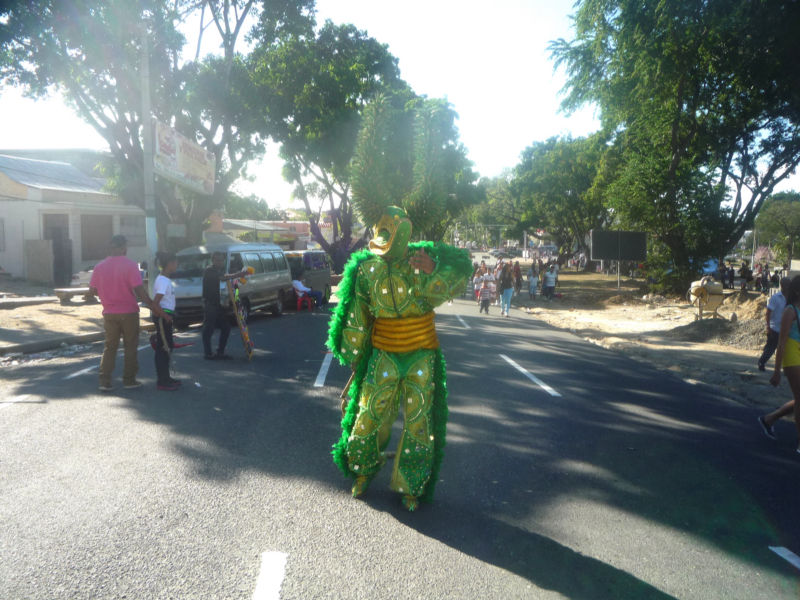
[327,205,472,511]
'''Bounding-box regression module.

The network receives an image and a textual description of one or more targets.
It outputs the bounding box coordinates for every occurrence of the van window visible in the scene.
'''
[229,253,244,272]
[285,254,302,273]
[175,253,210,278]
[311,252,328,270]
[303,253,312,269]
[259,252,277,272]
[272,252,288,271]
[243,252,264,274]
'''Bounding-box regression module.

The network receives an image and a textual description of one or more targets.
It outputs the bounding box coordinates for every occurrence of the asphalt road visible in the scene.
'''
[1,299,799,599]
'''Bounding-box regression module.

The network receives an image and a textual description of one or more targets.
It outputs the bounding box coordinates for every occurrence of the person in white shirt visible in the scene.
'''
[292,268,324,308]
[759,277,790,371]
[152,251,179,391]
[542,263,558,300]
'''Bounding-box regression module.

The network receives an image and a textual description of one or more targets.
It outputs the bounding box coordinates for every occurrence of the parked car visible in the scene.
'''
[173,242,293,325]
[284,250,333,304]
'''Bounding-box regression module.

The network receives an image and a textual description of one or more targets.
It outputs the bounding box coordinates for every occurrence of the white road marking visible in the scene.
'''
[769,546,800,571]
[0,394,30,410]
[455,315,471,329]
[252,551,288,600]
[314,352,333,387]
[64,365,97,379]
[64,343,153,379]
[500,354,561,397]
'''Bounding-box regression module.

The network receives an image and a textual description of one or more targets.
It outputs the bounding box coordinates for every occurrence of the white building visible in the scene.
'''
[0,154,147,285]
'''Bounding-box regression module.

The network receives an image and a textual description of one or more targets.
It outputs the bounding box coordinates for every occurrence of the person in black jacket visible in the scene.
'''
[201,252,245,360]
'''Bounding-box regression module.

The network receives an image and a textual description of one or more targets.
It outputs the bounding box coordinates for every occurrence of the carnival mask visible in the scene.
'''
[369,206,412,261]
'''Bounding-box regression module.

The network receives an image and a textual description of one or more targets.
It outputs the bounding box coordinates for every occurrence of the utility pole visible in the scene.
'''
[141,23,157,291]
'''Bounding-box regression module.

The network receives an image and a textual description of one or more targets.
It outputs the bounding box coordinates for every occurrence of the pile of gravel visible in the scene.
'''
[663,317,765,350]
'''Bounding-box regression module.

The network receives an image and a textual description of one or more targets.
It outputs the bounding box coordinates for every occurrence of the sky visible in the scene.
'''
[0,0,794,209]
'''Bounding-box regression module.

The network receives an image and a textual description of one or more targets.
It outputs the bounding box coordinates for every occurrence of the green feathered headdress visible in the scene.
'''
[350,94,450,236]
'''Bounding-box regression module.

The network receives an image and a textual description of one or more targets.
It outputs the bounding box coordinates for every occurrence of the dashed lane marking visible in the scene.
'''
[769,546,800,571]
[252,551,288,600]
[500,354,561,397]
[455,315,471,329]
[314,352,333,387]
[64,365,97,380]
[64,343,151,379]
[0,394,31,410]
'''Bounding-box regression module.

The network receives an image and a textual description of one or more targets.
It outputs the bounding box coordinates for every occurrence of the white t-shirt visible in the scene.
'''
[153,274,176,312]
[542,270,558,287]
[767,292,787,332]
[292,279,311,296]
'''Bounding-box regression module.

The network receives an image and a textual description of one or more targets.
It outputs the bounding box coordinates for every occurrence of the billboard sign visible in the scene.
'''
[590,230,647,262]
[153,120,216,195]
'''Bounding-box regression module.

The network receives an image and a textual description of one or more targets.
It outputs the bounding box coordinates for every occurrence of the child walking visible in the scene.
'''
[152,251,180,391]
[478,279,492,314]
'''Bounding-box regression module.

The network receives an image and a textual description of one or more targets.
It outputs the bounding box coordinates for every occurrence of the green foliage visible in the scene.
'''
[755,191,800,263]
[224,192,287,221]
[551,0,800,274]
[252,20,409,255]
[512,134,610,258]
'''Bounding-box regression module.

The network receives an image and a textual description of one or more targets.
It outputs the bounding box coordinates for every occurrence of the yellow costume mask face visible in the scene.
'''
[369,206,412,261]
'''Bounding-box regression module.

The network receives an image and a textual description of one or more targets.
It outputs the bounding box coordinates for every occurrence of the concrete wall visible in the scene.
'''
[0,199,149,281]
[0,200,40,279]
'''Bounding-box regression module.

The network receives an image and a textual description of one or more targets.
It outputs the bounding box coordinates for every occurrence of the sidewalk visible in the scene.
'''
[0,296,153,356]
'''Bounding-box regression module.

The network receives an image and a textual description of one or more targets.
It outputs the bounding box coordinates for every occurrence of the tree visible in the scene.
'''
[0,0,313,244]
[349,95,482,243]
[224,192,287,220]
[551,0,800,284]
[510,135,611,262]
[756,192,800,264]
[251,20,409,264]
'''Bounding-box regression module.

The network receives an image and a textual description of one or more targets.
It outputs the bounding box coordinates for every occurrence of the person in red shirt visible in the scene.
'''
[89,235,165,391]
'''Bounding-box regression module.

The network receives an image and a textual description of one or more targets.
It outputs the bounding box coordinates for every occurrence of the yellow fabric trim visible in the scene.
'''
[372,312,439,352]
[783,337,800,368]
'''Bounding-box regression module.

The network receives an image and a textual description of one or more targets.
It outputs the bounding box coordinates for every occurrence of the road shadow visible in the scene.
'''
[5,300,799,596]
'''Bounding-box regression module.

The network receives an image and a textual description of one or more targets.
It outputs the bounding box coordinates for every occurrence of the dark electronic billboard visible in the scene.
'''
[590,230,647,262]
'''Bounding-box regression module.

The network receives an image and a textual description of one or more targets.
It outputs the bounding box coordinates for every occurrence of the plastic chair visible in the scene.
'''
[296,293,314,311]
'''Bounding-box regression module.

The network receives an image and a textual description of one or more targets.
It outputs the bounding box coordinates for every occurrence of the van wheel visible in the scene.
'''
[271,292,284,316]
[240,298,251,322]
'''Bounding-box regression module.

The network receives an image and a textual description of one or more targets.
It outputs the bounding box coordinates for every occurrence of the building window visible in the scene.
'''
[0,218,4,251]
[120,215,146,247]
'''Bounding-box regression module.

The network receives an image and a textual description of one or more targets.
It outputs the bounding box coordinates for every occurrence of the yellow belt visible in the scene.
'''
[371,312,439,353]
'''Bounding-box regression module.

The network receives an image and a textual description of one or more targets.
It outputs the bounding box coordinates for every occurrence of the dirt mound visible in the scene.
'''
[603,293,641,306]
[722,291,768,321]
[664,317,765,350]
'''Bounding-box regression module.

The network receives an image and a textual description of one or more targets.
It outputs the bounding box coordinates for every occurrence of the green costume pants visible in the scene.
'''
[346,348,436,497]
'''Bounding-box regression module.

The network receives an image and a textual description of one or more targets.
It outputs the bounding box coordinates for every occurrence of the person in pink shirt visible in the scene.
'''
[89,235,165,391]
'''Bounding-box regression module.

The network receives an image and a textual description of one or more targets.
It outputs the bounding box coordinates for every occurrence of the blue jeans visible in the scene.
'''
[501,288,514,313]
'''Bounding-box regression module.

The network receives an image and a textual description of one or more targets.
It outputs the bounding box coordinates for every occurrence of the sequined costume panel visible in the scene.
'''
[346,348,436,496]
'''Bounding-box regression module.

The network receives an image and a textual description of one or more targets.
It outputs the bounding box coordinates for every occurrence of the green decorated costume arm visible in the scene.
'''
[414,243,473,305]
[339,266,373,366]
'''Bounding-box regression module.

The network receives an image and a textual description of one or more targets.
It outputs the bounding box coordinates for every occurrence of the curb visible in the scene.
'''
[0,323,156,356]
[0,297,59,309]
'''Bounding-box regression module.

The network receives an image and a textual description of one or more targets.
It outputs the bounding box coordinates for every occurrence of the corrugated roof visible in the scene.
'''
[223,218,286,232]
[0,154,109,194]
